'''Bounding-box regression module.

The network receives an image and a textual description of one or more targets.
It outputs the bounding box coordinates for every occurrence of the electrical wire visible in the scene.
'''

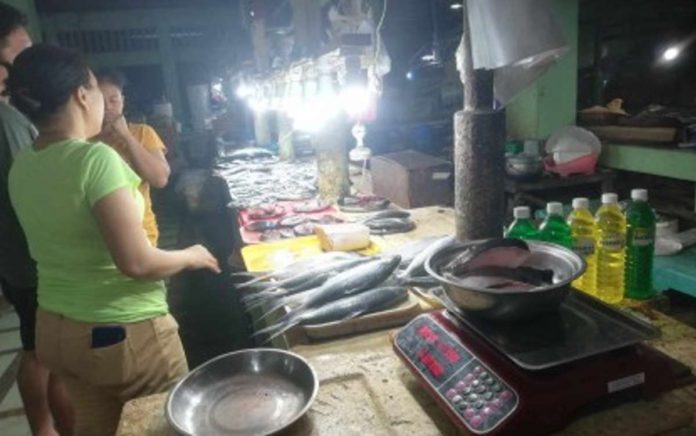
[373,0,388,93]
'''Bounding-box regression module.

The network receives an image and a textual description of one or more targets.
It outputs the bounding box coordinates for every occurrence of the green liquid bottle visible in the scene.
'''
[505,206,540,240]
[567,198,597,295]
[539,202,572,248]
[625,189,656,300]
[595,193,626,304]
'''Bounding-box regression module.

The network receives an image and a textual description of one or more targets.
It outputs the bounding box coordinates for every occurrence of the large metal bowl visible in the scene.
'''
[425,240,586,322]
[166,348,318,435]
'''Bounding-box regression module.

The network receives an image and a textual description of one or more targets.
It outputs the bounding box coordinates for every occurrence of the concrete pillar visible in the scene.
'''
[157,23,184,121]
[277,115,294,160]
[314,119,350,201]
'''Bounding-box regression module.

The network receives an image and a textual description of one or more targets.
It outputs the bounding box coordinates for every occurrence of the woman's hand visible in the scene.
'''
[185,245,221,274]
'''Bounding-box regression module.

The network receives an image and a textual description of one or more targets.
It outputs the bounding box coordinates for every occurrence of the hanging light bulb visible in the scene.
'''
[349,122,371,161]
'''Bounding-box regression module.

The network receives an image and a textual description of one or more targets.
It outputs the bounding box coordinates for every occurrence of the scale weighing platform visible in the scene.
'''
[392,291,694,435]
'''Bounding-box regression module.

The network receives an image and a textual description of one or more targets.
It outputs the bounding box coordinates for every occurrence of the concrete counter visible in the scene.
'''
[116,206,696,435]
[116,305,696,435]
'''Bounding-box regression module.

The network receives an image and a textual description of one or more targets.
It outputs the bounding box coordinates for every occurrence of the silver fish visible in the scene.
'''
[397,235,456,281]
[241,257,371,306]
[243,270,335,310]
[254,286,409,342]
[255,255,402,321]
[233,252,360,290]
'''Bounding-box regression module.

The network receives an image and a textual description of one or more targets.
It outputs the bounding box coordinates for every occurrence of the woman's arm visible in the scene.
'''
[92,187,220,280]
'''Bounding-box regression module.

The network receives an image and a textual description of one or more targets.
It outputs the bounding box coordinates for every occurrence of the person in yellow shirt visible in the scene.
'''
[95,70,169,246]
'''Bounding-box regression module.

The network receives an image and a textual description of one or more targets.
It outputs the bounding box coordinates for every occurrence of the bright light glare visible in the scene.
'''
[406,71,414,80]
[235,84,253,99]
[421,53,436,62]
[340,86,372,118]
[663,46,680,61]
[212,82,223,93]
[450,3,463,10]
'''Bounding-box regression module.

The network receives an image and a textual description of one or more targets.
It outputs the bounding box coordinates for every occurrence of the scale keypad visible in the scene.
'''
[395,315,518,434]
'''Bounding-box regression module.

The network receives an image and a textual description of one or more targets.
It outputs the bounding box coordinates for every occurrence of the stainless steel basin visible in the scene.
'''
[166,348,318,435]
[425,240,586,322]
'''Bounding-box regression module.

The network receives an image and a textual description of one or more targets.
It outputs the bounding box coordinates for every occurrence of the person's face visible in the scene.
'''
[98,81,124,125]
[0,27,32,64]
[81,72,105,137]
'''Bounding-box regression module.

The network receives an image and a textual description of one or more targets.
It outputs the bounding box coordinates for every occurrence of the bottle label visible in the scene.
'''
[601,234,625,251]
[573,237,595,256]
[632,227,654,247]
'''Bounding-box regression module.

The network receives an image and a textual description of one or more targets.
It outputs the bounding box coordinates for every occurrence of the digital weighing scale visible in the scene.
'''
[392,291,693,435]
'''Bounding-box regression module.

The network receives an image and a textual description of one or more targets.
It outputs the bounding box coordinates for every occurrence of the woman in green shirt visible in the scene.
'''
[7,45,220,436]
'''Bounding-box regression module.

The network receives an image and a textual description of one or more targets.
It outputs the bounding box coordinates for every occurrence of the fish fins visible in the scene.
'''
[253,316,301,344]
[253,298,292,323]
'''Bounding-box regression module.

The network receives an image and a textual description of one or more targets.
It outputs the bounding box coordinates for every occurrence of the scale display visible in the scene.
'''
[394,315,518,434]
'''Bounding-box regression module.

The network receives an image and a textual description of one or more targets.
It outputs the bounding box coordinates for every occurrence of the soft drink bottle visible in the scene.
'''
[539,202,572,248]
[625,189,656,299]
[595,193,626,304]
[505,206,540,240]
[567,198,597,295]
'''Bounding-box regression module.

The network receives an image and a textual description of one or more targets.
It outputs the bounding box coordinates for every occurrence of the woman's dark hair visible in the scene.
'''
[96,68,127,91]
[7,44,91,123]
[0,3,27,47]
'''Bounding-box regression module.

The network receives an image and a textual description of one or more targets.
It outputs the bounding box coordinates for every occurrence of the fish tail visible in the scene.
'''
[259,318,301,344]
[253,299,290,322]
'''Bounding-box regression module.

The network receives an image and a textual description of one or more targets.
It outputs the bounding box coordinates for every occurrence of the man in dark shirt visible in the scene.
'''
[0,4,72,435]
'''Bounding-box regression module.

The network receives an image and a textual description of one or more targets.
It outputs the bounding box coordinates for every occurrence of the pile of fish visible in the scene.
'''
[235,236,457,342]
[438,239,555,290]
[215,156,317,208]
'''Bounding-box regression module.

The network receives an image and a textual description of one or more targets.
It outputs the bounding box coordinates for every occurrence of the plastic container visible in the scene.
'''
[539,202,572,248]
[595,193,626,304]
[625,189,656,300]
[568,198,597,295]
[505,206,540,240]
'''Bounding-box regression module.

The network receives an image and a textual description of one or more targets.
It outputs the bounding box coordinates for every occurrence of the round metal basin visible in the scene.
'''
[425,240,586,322]
[166,348,318,435]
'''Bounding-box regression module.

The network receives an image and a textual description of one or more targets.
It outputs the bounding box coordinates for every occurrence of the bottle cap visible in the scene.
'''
[513,206,530,219]
[546,202,563,216]
[602,193,618,204]
[631,189,648,201]
[572,197,589,210]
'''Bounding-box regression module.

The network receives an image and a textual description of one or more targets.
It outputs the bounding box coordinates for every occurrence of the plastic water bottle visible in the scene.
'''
[505,206,540,240]
[567,198,597,295]
[539,202,572,248]
[625,189,656,299]
[595,193,626,304]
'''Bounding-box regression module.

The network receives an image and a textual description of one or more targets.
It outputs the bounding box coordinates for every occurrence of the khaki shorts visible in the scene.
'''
[36,309,188,436]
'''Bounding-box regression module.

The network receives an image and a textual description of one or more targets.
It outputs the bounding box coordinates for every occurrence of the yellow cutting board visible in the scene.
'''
[241,235,382,272]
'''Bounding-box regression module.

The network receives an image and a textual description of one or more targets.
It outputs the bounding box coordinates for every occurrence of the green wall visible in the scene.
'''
[506,0,579,139]
[3,0,41,41]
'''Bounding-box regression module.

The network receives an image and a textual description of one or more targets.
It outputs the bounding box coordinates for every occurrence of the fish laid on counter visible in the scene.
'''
[397,235,456,281]
[240,256,371,303]
[254,255,402,322]
[364,217,416,235]
[232,252,360,288]
[440,238,554,291]
[253,286,409,342]
[363,209,411,222]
